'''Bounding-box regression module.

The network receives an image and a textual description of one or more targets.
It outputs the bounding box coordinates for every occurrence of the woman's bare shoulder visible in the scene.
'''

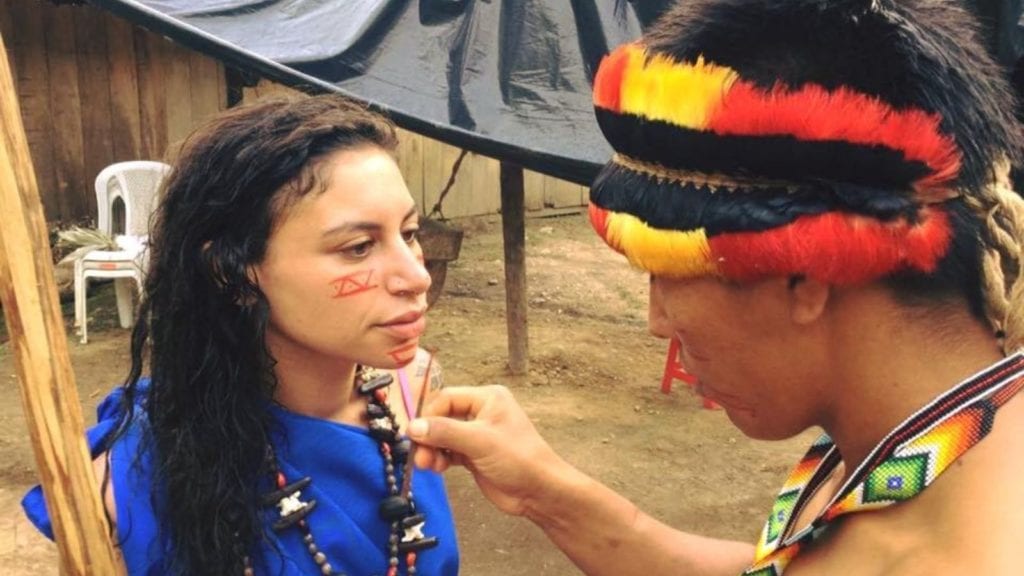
[92,450,117,524]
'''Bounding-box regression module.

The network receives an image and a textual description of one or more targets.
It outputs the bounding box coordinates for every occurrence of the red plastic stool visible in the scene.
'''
[661,338,720,409]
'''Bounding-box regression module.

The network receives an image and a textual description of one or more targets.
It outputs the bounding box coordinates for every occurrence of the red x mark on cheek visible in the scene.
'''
[329,270,379,298]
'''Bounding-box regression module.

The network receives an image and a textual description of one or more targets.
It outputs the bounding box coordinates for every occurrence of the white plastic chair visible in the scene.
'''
[74,161,170,343]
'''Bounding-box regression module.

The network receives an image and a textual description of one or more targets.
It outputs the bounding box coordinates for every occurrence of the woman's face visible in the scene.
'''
[254,146,431,369]
[649,275,829,439]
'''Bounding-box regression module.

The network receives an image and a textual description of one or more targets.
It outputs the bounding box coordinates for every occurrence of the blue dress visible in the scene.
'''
[22,381,460,575]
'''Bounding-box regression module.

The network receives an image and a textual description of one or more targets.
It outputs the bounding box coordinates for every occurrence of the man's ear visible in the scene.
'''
[788,275,830,325]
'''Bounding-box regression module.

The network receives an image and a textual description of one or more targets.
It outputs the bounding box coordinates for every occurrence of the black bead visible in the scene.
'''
[366,403,387,419]
[378,495,412,521]
[392,438,411,464]
[397,536,439,553]
[400,513,426,529]
[358,373,394,394]
[369,426,396,443]
[259,476,312,507]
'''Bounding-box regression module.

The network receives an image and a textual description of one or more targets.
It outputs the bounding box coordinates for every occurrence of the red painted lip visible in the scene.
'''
[377,311,426,340]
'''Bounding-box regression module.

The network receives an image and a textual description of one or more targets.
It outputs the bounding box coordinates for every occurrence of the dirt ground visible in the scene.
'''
[0,212,818,575]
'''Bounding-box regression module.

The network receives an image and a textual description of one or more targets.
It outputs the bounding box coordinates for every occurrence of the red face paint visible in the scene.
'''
[330,270,379,298]
[388,343,418,364]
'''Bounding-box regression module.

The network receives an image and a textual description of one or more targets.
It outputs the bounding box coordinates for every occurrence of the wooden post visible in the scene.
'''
[0,32,125,575]
[500,161,529,374]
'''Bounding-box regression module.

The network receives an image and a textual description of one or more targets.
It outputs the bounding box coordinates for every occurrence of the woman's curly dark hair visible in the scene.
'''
[101,94,398,575]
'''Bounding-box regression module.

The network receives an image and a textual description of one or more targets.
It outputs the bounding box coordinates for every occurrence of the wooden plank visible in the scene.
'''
[74,6,114,219]
[523,169,545,212]
[105,15,142,161]
[421,134,446,217]
[0,31,126,576]
[500,161,529,374]
[44,4,87,222]
[163,41,193,157]
[7,0,59,220]
[397,128,426,209]
[216,59,228,112]
[188,50,225,126]
[135,30,168,159]
[242,78,301,104]
[394,127,412,191]
[485,149,501,211]
[0,2,14,49]
[543,173,584,209]
[470,151,500,216]
[439,143,470,218]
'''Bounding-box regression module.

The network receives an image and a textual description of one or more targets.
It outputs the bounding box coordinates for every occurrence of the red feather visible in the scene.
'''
[708,82,961,188]
[709,209,952,284]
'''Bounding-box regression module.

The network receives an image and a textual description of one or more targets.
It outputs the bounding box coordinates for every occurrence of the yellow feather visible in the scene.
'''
[619,48,738,130]
[604,211,719,277]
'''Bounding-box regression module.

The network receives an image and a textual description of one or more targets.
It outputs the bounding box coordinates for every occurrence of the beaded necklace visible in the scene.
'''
[743,352,1024,576]
[246,367,438,576]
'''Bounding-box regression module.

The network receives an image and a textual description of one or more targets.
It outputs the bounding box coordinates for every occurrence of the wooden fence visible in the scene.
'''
[0,0,227,224]
[1,0,586,226]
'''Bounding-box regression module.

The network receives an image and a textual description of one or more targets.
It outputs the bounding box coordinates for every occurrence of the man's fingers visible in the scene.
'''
[418,385,507,420]
[409,385,517,470]
[408,412,494,461]
[413,445,450,473]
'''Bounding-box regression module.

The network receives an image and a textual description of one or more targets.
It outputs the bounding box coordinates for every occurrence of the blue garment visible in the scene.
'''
[22,381,460,575]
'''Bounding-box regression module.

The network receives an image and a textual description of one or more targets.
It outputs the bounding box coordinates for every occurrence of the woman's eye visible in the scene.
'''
[401,228,419,245]
[342,240,374,258]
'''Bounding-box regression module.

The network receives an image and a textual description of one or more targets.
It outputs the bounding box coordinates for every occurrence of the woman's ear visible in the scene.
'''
[788,275,830,325]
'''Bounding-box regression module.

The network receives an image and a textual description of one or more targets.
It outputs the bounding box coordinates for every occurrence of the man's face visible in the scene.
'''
[649,274,829,440]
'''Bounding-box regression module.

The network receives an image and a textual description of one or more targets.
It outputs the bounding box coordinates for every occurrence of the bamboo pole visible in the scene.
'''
[0,31,125,575]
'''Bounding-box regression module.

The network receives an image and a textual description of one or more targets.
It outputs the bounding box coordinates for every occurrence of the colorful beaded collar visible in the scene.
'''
[745,353,1024,576]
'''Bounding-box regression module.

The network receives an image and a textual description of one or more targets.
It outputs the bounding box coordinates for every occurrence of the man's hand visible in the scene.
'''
[408,385,568,517]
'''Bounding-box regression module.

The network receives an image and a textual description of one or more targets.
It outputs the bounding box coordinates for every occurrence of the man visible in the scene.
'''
[410,1,1024,574]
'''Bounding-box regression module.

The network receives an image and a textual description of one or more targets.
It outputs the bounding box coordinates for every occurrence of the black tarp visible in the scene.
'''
[86,0,675,185]
[86,0,1023,186]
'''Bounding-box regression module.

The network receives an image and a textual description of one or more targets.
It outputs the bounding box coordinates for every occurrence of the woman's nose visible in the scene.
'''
[648,277,673,339]
[385,241,432,296]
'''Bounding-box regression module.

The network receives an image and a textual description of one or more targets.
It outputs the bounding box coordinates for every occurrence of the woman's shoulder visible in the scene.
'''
[22,380,156,540]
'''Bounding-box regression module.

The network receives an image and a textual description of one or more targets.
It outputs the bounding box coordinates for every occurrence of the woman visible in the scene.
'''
[24,95,459,575]
[406,1,1024,575]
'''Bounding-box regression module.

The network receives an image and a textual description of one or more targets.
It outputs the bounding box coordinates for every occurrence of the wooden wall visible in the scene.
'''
[2,1,585,225]
[0,0,227,225]
[242,80,588,220]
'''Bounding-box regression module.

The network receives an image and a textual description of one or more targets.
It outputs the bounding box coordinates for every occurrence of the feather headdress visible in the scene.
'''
[589,0,1020,284]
